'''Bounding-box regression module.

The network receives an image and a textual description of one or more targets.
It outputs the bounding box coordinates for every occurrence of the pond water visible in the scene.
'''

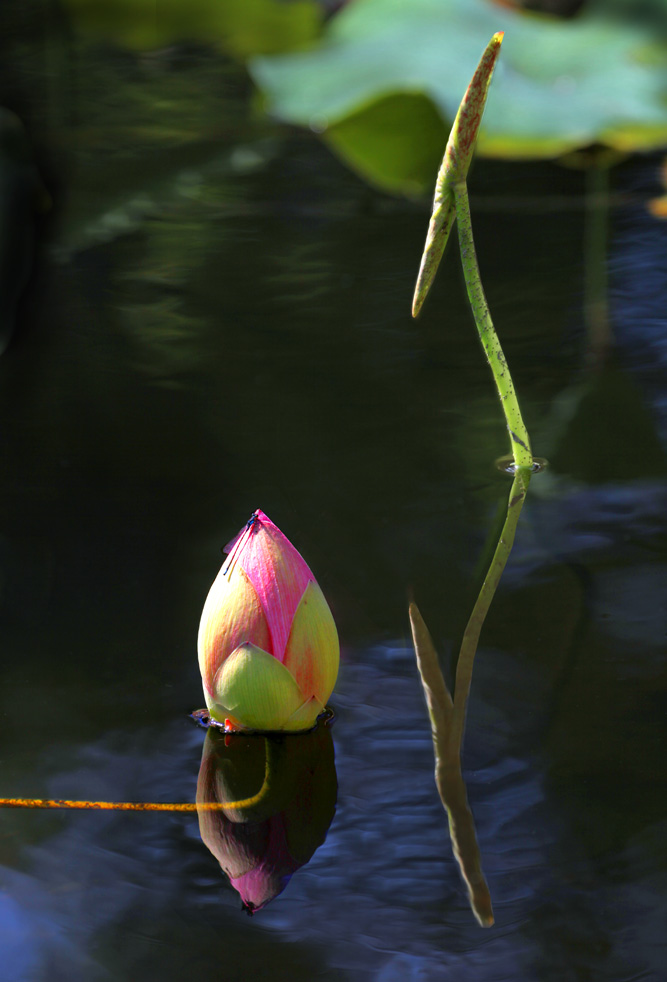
[1,25,666,982]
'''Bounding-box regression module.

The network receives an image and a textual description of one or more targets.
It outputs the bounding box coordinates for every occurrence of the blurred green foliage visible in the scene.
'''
[250,0,667,194]
[62,0,323,56]
[323,92,449,197]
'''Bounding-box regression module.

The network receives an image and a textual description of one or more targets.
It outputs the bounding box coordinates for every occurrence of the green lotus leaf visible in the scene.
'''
[250,0,667,194]
[323,92,449,197]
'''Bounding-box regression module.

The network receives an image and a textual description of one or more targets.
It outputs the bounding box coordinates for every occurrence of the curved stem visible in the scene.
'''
[453,180,533,470]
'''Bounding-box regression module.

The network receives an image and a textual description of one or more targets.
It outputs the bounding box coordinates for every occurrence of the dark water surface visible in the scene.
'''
[1,24,666,982]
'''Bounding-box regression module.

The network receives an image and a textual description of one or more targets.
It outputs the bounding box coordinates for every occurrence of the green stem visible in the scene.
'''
[452,181,533,470]
[450,466,531,753]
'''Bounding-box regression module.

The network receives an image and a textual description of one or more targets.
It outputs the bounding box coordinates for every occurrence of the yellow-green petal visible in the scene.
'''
[282,581,339,707]
[198,564,270,698]
[283,695,325,732]
[209,643,311,732]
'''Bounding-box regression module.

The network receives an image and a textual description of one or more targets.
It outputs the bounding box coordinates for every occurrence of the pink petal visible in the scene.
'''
[229,814,299,911]
[223,510,314,663]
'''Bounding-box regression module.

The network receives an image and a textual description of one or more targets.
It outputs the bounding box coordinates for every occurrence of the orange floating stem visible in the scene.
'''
[0,798,238,812]
[0,739,273,813]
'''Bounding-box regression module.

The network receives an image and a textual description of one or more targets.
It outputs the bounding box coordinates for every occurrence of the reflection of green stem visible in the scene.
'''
[453,180,532,469]
[410,470,531,928]
[450,465,531,751]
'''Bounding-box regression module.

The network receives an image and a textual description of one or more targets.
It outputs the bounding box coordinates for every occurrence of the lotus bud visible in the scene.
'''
[198,509,339,732]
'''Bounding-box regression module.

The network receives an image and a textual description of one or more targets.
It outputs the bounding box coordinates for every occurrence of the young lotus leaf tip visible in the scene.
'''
[198,509,339,732]
[412,31,505,318]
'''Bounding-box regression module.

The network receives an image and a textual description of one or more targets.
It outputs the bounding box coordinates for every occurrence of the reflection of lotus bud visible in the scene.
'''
[198,510,339,732]
[196,726,337,911]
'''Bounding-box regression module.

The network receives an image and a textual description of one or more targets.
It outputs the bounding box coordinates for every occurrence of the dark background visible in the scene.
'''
[0,2,666,979]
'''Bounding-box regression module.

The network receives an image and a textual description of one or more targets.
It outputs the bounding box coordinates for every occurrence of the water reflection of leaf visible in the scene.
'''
[196,725,337,911]
[251,0,667,194]
[409,603,494,927]
[321,92,449,198]
[63,0,323,56]
[542,362,667,482]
